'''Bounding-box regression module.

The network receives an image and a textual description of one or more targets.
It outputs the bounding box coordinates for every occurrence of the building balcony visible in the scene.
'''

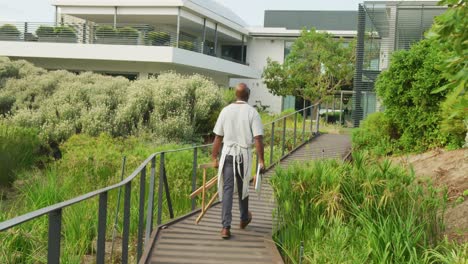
[0,21,259,83]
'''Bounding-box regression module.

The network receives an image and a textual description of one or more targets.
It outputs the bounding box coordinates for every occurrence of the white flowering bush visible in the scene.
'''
[0,58,225,144]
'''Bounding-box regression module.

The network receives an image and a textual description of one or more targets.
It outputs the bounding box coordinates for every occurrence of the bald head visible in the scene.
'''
[235,83,250,102]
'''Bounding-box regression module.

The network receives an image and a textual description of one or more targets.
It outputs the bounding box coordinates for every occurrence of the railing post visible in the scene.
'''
[282,117,286,157]
[310,106,314,136]
[302,108,306,142]
[339,91,344,125]
[48,209,62,264]
[157,153,165,225]
[145,157,156,245]
[163,163,174,219]
[96,192,108,264]
[82,23,87,44]
[24,22,28,41]
[191,148,198,211]
[122,182,131,264]
[293,112,297,147]
[137,166,146,261]
[269,122,275,165]
[316,104,321,135]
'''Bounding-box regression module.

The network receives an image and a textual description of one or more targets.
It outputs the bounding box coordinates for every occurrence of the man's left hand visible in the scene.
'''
[212,158,219,168]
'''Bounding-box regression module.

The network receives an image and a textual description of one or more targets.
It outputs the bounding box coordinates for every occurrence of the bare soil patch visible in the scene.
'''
[391,148,468,243]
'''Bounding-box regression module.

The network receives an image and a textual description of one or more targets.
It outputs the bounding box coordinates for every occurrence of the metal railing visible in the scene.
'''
[0,21,244,64]
[0,104,320,264]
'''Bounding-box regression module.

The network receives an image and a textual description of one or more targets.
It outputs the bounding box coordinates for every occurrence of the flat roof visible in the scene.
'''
[264,10,358,31]
[51,0,247,27]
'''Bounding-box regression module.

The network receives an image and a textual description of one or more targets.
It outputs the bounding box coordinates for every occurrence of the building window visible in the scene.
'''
[221,45,246,63]
[284,41,294,58]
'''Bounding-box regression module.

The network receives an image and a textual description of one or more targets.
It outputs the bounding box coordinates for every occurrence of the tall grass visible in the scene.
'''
[0,134,213,263]
[0,124,41,186]
[0,100,320,262]
[270,152,465,263]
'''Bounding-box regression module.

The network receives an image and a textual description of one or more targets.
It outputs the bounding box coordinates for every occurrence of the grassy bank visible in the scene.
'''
[0,134,215,263]
[271,153,467,263]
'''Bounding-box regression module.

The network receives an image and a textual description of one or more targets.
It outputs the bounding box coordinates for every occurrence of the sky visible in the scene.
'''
[0,0,370,26]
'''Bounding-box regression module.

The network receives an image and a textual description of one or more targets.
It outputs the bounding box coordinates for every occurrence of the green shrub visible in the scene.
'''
[35,26,55,37]
[352,112,397,156]
[54,26,76,38]
[0,58,225,144]
[373,39,449,153]
[428,1,467,148]
[95,25,117,38]
[147,31,171,45]
[0,24,20,37]
[0,124,41,186]
[271,154,454,263]
[179,41,195,51]
[118,26,139,39]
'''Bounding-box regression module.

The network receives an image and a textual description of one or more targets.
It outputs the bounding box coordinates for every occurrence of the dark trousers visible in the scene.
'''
[222,155,249,229]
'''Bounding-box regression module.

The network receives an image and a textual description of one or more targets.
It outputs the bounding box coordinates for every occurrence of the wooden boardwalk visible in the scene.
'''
[144,134,351,264]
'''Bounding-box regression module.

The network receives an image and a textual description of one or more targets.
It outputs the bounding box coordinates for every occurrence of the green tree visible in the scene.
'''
[375,39,449,152]
[262,29,355,102]
[428,0,467,146]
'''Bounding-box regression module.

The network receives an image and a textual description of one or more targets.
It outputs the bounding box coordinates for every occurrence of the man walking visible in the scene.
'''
[212,83,265,239]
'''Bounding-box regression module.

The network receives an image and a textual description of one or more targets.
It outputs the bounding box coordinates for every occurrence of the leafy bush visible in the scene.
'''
[179,41,195,51]
[271,154,458,263]
[35,26,55,37]
[0,58,225,144]
[353,112,397,156]
[95,25,117,38]
[428,0,467,147]
[373,39,449,153]
[0,24,20,37]
[118,26,139,39]
[0,124,41,186]
[147,31,171,45]
[54,26,76,38]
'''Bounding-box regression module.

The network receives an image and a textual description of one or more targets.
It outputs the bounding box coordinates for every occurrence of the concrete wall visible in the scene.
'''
[231,37,285,113]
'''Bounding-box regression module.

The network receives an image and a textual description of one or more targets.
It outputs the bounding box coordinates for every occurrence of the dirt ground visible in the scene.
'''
[391,148,468,243]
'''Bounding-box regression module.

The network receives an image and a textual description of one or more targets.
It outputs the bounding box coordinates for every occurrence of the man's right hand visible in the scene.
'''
[259,160,265,174]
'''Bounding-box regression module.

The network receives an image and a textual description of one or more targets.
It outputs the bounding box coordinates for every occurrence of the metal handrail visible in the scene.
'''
[0,103,321,263]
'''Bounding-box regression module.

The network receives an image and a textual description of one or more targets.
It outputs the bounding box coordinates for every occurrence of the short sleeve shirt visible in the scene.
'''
[213,103,264,149]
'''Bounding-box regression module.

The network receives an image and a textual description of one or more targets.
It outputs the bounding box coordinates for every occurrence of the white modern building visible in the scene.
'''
[0,0,443,114]
[0,0,358,113]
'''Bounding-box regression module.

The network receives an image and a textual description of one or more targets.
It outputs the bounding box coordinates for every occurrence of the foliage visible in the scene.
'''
[35,26,55,37]
[222,88,236,104]
[0,58,225,144]
[147,31,171,45]
[118,26,139,39]
[95,25,117,38]
[270,153,464,263]
[374,39,450,152]
[263,28,355,102]
[428,0,467,147]
[0,124,41,186]
[35,25,76,39]
[0,24,20,37]
[54,26,76,38]
[428,0,467,95]
[179,41,195,51]
[0,134,212,263]
[352,113,397,156]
